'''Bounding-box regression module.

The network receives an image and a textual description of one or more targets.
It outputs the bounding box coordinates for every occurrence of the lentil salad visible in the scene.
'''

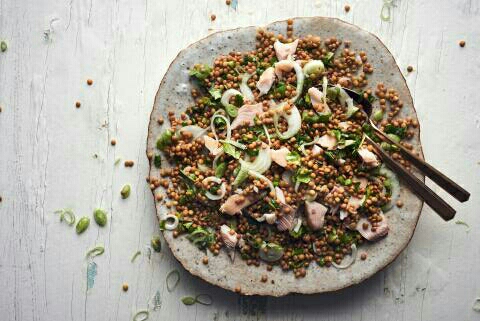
[151,20,418,278]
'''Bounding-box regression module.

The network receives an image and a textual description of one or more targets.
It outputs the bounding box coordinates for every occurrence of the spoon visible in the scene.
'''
[342,87,470,220]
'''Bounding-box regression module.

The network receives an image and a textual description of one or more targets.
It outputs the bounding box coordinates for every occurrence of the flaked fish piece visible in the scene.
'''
[231,103,264,129]
[276,212,295,231]
[273,39,299,60]
[203,135,222,156]
[220,194,256,215]
[274,60,294,79]
[356,214,389,241]
[311,144,323,156]
[307,87,324,108]
[348,196,364,211]
[220,224,238,248]
[305,201,327,231]
[275,186,286,204]
[256,67,275,96]
[338,121,350,131]
[353,176,369,189]
[318,134,337,150]
[270,147,290,167]
[357,148,379,167]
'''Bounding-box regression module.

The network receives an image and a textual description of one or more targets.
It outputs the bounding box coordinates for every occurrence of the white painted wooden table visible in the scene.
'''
[1,0,479,320]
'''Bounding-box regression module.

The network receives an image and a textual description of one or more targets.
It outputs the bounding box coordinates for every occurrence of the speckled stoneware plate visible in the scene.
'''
[146,17,424,296]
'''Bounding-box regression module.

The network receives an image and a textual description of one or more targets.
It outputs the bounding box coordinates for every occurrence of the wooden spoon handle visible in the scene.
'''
[371,122,470,202]
[364,135,456,221]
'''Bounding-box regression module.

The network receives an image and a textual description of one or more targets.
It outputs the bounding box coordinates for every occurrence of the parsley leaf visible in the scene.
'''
[209,87,222,100]
[223,143,241,159]
[384,124,406,139]
[286,151,301,165]
[189,64,212,81]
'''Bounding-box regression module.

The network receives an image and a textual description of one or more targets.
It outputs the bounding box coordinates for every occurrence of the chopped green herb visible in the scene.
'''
[76,217,90,234]
[274,81,286,95]
[153,154,162,168]
[114,158,121,166]
[54,208,76,225]
[384,124,406,139]
[166,269,180,292]
[321,52,334,67]
[327,87,340,100]
[234,94,244,106]
[156,130,173,150]
[151,236,162,252]
[131,251,141,263]
[224,104,238,117]
[294,167,311,184]
[121,184,131,199]
[93,209,107,227]
[181,296,196,305]
[189,64,212,81]
[302,110,331,124]
[373,109,384,121]
[289,226,305,239]
[86,245,105,259]
[223,143,241,159]
[208,87,222,100]
[0,41,7,52]
[286,151,301,165]
[337,176,352,186]
[215,162,227,177]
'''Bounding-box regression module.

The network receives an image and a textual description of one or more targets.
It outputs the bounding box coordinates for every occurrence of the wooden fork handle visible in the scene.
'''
[365,135,456,221]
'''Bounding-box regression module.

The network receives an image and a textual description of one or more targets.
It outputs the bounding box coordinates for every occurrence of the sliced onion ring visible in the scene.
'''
[247,170,276,198]
[210,112,231,141]
[164,214,179,230]
[289,61,304,103]
[240,73,255,102]
[332,244,357,269]
[299,136,320,155]
[203,176,226,201]
[273,104,301,140]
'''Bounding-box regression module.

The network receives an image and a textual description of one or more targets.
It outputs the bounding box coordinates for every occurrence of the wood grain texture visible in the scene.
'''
[0,0,478,320]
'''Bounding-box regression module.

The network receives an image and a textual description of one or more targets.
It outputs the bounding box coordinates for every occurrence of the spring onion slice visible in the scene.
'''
[263,124,271,146]
[163,214,179,230]
[210,112,231,141]
[203,176,226,200]
[132,310,149,321]
[248,170,276,198]
[233,147,272,185]
[379,165,400,212]
[177,125,208,140]
[85,245,105,259]
[259,242,284,262]
[195,294,213,306]
[197,162,210,172]
[273,104,302,140]
[322,76,328,107]
[131,250,141,263]
[293,218,302,233]
[54,208,76,225]
[332,244,357,269]
[240,73,255,102]
[289,61,304,103]
[299,136,320,155]
[212,151,224,170]
[303,60,325,77]
[166,269,180,292]
[221,89,242,117]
